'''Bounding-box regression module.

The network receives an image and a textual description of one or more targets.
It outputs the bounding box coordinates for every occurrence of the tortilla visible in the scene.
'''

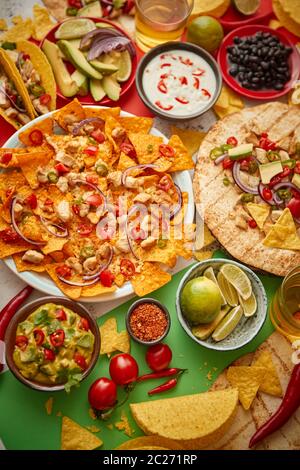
[116,436,186,450]
[193,103,300,276]
[61,416,103,450]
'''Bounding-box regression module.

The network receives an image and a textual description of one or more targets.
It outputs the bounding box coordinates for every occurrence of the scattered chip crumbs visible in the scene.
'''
[0,17,33,41]
[85,425,101,433]
[56,411,62,417]
[99,317,131,356]
[61,416,103,450]
[213,367,218,372]
[204,362,208,367]
[206,372,213,381]
[227,366,267,410]
[106,423,113,431]
[0,19,7,30]
[88,408,97,421]
[115,411,135,437]
[32,4,55,41]
[45,397,54,416]
[170,126,206,156]
[252,351,283,397]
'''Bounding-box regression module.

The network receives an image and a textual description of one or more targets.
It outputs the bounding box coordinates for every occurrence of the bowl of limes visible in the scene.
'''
[175,259,267,351]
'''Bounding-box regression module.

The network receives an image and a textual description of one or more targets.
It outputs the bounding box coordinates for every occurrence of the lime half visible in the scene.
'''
[55,19,95,40]
[204,267,227,306]
[220,264,252,300]
[103,50,132,82]
[212,305,243,342]
[233,0,260,15]
[217,271,239,307]
[239,292,257,317]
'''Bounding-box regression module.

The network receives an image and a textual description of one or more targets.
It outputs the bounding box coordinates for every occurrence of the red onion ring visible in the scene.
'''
[11,198,46,246]
[272,182,300,194]
[80,27,123,50]
[40,216,68,238]
[0,85,26,113]
[232,162,259,195]
[170,184,183,219]
[56,275,99,287]
[74,179,106,210]
[125,204,147,260]
[258,183,276,206]
[83,246,113,280]
[72,117,105,136]
[214,153,228,166]
[121,164,159,186]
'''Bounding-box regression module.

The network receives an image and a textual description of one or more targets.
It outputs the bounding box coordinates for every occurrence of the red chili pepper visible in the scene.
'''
[86,174,99,185]
[175,96,189,104]
[193,77,200,89]
[55,265,72,279]
[15,335,29,351]
[24,193,37,209]
[160,73,170,80]
[227,136,238,146]
[148,378,178,395]
[120,142,136,158]
[179,56,193,66]
[72,204,80,216]
[74,352,87,370]
[202,88,211,98]
[137,368,185,382]
[55,163,70,174]
[29,129,43,146]
[50,329,65,348]
[0,152,12,165]
[84,145,98,156]
[262,187,273,201]
[249,364,300,448]
[55,308,67,321]
[222,157,234,170]
[155,101,174,111]
[0,286,33,371]
[248,219,257,229]
[44,348,55,362]
[160,63,171,68]
[33,329,45,346]
[91,128,105,144]
[157,79,168,94]
[39,94,51,106]
[159,144,175,158]
[192,68,205,76]
[179,76,188,86]
[77,223,93,236]
[0,228,21,243]
[100,269,115,288]
[120,259,135,278]
[79,317,90,331]
[158,175,172,192]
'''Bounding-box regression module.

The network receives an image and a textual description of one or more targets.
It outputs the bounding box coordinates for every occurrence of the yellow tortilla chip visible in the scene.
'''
[129,133,163,164]
[273,0,300,37]
[42,238,67,255]
[99,317,118,355]
[0,239,31,259]
[118,116,153,134]
[263,208,300,250]
[32,4,55,41]
[168,135,194,172]
[282,0,300,24]
[131,262,171,296]
[139,241,177,268]
[54,99,85,131]
[84,107,121,120]
[0,18,33,41]
[171,126,206,156]
[115,411,135,437]
[46,264,82,300]
[13,253,47,273]
[246,203,270,230]
[61,416,103,450]
[194,249,214,262]
[214,85,244,118]
[16,151,51,189]
[114,330,130,354]
[18,117,54,146]
[191,0,230,18]
[0,19,8,30]
[81,284,116,297]
[45,397,54,416]
[227,366,267,410]
[117,152,136,171]
[269,19,282,29]
[252,351,283,397]
[171,192,189,226]
[153,155,174,172]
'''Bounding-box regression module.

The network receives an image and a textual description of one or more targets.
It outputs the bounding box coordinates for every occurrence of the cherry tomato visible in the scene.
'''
[84,145,98,156]
[91,128,105,144]
[33,329,45,346]
[86,174,98,185]
[39,94,51,105]
[159,144,175,158]
[222,157,234,170]
[157,79,168,94]
[287,198,300,219]
[109,353,139,386]
[15,335,28,351]
[1,152,12,165]
[0,228,21,242]
[175,96,189,104]
[248,219,257,229]
[155,101,174,111]
[74,352,87,370]
[88,378,117,411]
[120,259,135,278]
[227,136,238,146]
[68,0,82,8]
[24,193,37,209]
[44,348,55,362]
[79,317,90,331]
[50,329,65,348]
[292,188,300,200]
[77,223,93,236]
[100,269,115,288]
[29,129,43,146]
[72,204,80,216]
[262,187,273,201]
[294,162,300,175]
[120,142,136,158]
[56,265,72,279]
[55,163,69,174]
[158,175,172,192]
[146,343,172,372]
[85,193,103,207]
[55,308,67,321]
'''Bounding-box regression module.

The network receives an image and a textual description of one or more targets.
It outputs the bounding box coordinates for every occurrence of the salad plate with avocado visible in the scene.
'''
[41,17,136,104]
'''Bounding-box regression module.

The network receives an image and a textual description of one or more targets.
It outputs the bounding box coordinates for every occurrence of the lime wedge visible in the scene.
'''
[55,19,95,40]
[102,50,132,82]
[220,264,252,300]
[233,0,260,15]
[212,306,243,342]
[192,306,230,340]
[239,293,257,317]
[203,267,227,306]
[217,271,239,307]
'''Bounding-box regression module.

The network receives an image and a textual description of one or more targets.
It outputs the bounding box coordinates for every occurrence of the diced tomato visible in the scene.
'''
[287,198,300,219]
[0,152,12,165]
[50,329,65,348]
[259,134,277,151]
[262,187,273,201]
[15,335,28,351]
[44,348,55,362]
[0,228,21,242]
[39,94,51,106]
[175,96,189,104]
[84,145,98,156]
[86,174,98,185]
[5,188,14,198]
[33,329,45,346]
[100,269,115,288]
[269,175,282,189]
[201,88,211,98]
[159,144,175,158]
[91,128,105,143]
[72,204,80,215]
[248,219,257,229]
[179,56,193,66]
[294,162,300,174]
[157,80,168,94]
[227,136,238,146]
[280,166,292,178]
[120,142,136,158]
[193,77,200,89]
[179,76,188,86]
[192,68,205,76]
[120,259,135,278]
[68,0,82,8]
[85,193,103,207]
[155,100,174,111]
[79,317,90,331]
[74,352,87,370]
[222,157,234,170]
[24,193,37,209]
[44,198,53,206]
[77,223,93,236]
[29,129,43,146]
[292,188,300,200]
[130,226,146,241]
[22,54,30,61]
[55,308,67,321]
[55,163,70,174]
[158,175,172,192]
[55,265,72,279]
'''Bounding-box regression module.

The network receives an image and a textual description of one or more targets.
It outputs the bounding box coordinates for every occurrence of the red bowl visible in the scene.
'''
[40,17,137,106]
[220,0,273,32]
[217,25,300,100]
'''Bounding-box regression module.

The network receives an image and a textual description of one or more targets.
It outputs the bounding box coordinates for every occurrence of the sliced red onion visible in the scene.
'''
[11,198,46,246]
[232,162,259,195]
[40,216,68,238]
[170,184,183,219]
[87,36,135,61]
[125,204,147,260]
[272,182,300,194]
[121,164,159,186]
[74,179,106,210]
[258,183,276,206]
[83,245,113,280]
[0,86,26,113]
[214,153,227,166]
[72,117,105,136]
[56,275,99,287]
[80,27,124,50]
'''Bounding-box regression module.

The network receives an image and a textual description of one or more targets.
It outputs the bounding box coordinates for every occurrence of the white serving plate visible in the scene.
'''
[2,106,195,302]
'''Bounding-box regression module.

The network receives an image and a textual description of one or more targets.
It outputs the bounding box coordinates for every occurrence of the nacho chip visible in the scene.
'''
[46,264,82,299]
[281,0,300,24]
[115,411,135,437]
[84,107,121,120]
[13,252,47,273]
[117,152,136,171]
[214,85,244,118]
[61,416,103,450]
[16,151,51,189]
[129,133,163,164]
[99,317,118,355]
[118,116,153,134]
[0,19,8,31]
[194,249,214,262]
[227,366,267,410]
[42,238,67,255]
[114,330,130,354]
[252,351,283,397]
[171,192,189,226]
[269,19,281,30]
[0,238,31,259]
[0,17,33,41]
[246,203,270,230]
[171,126,206,156]
[139,241,177,268]
[154,154,174,172]
[263,208,300,250]
[273,0,300,37]
[18,117,54,146]
[81,284,116,297]
[54,99,85,131]
[168,135,194,172]
[32,4,55,41]
[45,397,54,416]
[131,262,171,296]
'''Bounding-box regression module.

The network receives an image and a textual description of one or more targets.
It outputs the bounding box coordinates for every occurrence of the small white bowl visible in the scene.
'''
[175,259,268,351]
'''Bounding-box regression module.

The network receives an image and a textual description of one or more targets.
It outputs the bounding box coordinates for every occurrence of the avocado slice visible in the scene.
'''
[89,59,118,75]
[77,1,102,17]
[90,78,106,101]
[228,144,253,160]
[102,76,121,101]
[42,39,79,97]
[71,69,89,96]
[259,161,283,185]
[57,40,102,80]
[292,173,300,190]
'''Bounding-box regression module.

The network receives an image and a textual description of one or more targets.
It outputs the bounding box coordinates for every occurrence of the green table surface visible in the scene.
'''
[0,251,282,450]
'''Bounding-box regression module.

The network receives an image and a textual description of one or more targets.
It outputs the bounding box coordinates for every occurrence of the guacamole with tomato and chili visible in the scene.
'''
[13,303,95,387]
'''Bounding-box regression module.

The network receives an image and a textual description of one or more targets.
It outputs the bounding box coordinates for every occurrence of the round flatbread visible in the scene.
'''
[193,102,300,276]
